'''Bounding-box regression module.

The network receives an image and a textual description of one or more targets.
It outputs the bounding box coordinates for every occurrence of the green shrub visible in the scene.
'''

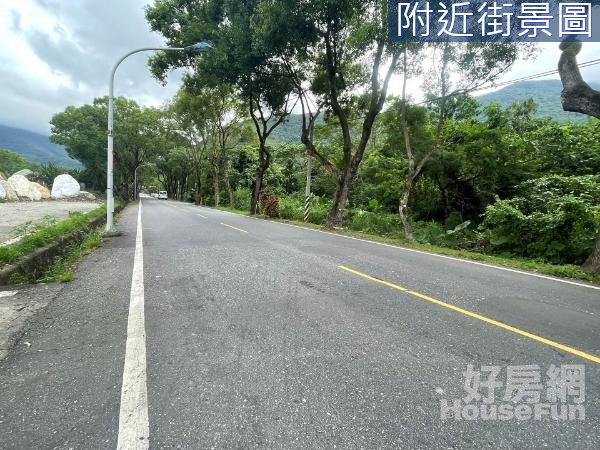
[309,196,332,225]
[0,205,106,266]
[348,210,401,236]
[279,195,304,221]
[413,221,447,246]
[234,188,251,211]
[481,175,600,264]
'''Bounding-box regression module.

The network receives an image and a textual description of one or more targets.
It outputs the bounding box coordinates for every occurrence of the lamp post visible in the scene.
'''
[105,42,211,234]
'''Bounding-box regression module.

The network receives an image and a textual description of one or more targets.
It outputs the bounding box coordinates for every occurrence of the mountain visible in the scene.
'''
[0,124,81,168]
[269,114,326,144]
[476,79,600,123]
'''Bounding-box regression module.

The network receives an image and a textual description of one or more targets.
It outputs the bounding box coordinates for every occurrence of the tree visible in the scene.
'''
[397,42,531,241]
[0,149,31,176]
[558,41,600,119]
[50,99,107,190]
[50,97,162,199]
[146,0,295,214]
[155,147,191,200]
[558,41,600,273]
[169,89,213,205]
[254,0,403,227]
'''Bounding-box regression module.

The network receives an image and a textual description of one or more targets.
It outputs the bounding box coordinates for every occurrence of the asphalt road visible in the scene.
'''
[1,198,599,449]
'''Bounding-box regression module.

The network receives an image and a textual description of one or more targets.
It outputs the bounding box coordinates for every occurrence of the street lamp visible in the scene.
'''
[105,42,211,234]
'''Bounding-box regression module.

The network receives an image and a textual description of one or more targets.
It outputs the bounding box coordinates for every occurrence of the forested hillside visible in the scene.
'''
[476,80,600,123]
[0,124,80,168]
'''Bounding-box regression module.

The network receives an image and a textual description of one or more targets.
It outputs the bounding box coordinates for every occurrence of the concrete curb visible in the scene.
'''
[0,204,126,285]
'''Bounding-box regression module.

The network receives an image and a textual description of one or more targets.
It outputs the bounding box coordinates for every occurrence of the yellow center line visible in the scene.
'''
[220,223,248,234]
[338,265,600,365]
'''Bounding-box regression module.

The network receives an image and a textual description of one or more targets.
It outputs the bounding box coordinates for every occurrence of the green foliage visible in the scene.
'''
[50,97,164,197]
[478,80,599,124]
[234,188,252,211]
[40,230,104,283]
[279,195,304,221]
[34,162,81,187]
[0,206,106,266]
[349,210,401,236]
[482,176,600,264]
[0,148,31,175]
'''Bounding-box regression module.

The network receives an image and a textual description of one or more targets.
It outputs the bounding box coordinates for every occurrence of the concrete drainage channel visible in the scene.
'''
[0,203,126,286]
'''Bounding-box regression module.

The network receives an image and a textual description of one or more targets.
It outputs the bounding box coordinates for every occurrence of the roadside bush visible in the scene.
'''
[413,221,447,246]
[349,210,401,236]
[0,205,106,266]
[279,195,304,221]
[481,175,600,264]
[234,187,251,211]
[259,188,279,218]
[309,196,332,225]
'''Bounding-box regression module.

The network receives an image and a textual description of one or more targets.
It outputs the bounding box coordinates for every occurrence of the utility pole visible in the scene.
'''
[304,119,317,223]
[304,151,312,223]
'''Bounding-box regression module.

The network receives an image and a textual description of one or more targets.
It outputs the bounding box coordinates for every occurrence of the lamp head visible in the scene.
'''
[184,42,212,53]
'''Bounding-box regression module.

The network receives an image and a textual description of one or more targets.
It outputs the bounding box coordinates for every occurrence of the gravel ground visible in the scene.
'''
[0,201,101,244]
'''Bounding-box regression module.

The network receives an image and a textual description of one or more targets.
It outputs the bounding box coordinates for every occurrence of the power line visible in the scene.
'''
[416,58,600,105]
[474,58,600,92]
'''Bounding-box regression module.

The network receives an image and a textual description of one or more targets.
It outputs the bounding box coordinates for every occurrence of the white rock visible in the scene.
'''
[31,182,51,200]
[51,174,80,199]
[79,191,96,201]
[0,180,18,201]
[8,174,40,201]
[0,182,5,200]
[13,169,34,179]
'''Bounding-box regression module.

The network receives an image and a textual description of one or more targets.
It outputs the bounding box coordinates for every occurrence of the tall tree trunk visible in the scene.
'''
[397,47,447,242]
[212,165,220,207]
[251,143,270,215]
[251,165,264,214]
[399,178,415,242]
[327,169,352,227]
[582,232,600,274]
[224,163,234,207]
[194,184,200,205]
[194,171,202,206]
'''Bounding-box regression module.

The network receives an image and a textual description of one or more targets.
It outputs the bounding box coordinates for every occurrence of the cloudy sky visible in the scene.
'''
[0,0,599,135]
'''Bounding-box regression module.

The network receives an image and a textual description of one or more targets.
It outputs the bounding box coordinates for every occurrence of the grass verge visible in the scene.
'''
[0,205,106,267]
[39,229,104,283]
[212,205,600,285]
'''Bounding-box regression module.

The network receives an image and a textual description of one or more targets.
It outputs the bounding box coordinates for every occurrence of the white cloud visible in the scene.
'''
[0,1,598,134]
[0,0,185,134]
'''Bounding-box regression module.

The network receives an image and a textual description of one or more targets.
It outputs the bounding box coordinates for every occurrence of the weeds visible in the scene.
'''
[0,205,106,266]
[40,230,104,283]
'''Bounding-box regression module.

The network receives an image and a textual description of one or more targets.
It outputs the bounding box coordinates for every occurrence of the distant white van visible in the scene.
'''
[158,191,168,200]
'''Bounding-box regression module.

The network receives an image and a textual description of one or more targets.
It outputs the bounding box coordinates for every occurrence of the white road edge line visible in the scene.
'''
[117,200,149,449]
[192,205,600,291]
